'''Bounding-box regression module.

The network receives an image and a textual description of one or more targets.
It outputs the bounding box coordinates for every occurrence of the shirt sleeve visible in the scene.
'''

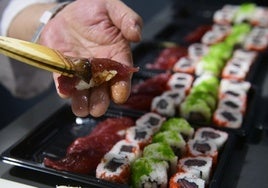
[0,0,57,36]
[0,0,57,98]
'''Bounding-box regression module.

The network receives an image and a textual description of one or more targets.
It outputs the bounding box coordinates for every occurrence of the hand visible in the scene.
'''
[39,0,143,117]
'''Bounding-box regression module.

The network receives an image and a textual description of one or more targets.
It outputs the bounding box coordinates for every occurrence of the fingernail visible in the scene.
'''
[131,23,142,41]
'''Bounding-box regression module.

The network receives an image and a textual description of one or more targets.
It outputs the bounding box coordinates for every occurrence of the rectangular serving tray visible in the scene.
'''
[1,104,237,188]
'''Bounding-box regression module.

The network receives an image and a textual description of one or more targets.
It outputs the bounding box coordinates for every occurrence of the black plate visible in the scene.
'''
[0,105,141,188]
[0,104,237,188]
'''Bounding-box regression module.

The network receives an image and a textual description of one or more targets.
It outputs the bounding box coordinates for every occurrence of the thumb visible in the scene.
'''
[106,0,143,42]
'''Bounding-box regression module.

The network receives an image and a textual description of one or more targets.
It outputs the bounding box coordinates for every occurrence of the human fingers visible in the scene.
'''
[70,84,110,117]
[109,45,133,104]
[111,74,132,104]
[54,62,131,116]
[106,0,143,42]
[53,73,89,117]
[71,89,90,117]
[88,83,110,117]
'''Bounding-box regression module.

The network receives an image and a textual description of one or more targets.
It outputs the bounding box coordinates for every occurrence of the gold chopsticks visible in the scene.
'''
[0,36,91,82]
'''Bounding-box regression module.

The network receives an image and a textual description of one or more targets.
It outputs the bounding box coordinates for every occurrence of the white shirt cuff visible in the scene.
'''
[0,0,57,36]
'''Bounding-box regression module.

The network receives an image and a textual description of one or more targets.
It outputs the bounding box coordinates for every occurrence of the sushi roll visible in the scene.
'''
[184,74,219,121]
[193,74,220,89]
[219,87,247,104]
[221,62,248,81]
[207,42,233,61]
[218,79,249,110]
[187,91,217,111]
[213,10,234,25]
[96,153,131,184]
[188,43,209,61]
[219,79,250,110]
[213,108,243,129]
[233,3,256,24]
[173,56,197,74]
[227,57,252,73]
[143,142,178,174]
[135,112,165,133]
[219,79,251,95]
[227,23,251,45]
[162,89,186,106]
[195,55,224,77]
[169,172,205,188]
[177,156,213,183]
[108,139,142,162]
[159,118,194,141]
[250,7,268,27]
[232,49,257,63]
[193,74,219,90]
[194,127,228,149]
[244,33,268,51]
[195,60,219,77]
[251,27,268,38]
[180,97,212,124]
[131,157,169,188]
[167,72,194,94]
[217,95,247,114]
[212,24,231,37]
[213,5,238,25]
[186,139,218,165]
[151,95,176,117]
[224,34,239,47]
[226,49,257,80]
[152,130,186,158]
[125,126,154,149]
[201,30,226,45]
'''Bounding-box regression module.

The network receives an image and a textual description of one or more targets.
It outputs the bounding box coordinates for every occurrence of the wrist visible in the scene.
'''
[7,3,57,41]
[1,0,58,37]
[31,2,71,43]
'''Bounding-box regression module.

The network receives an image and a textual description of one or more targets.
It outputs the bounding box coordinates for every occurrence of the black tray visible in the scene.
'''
[0,104,237,188]
[0,105,141,188]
